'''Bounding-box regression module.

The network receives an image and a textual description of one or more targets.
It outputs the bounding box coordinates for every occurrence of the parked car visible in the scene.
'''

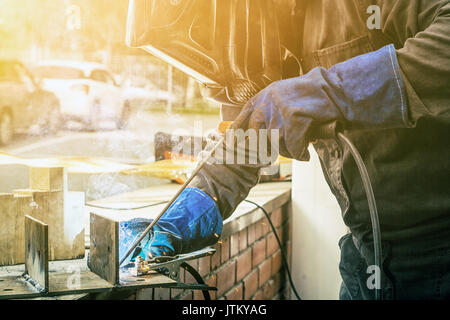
[34,60,130,130]
[0,60,61,145]
[121,75,176,110]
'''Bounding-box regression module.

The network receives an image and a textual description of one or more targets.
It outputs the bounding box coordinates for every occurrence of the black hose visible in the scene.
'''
[337,132,382,300]
[181,262,211,300]
[244,199,302,300]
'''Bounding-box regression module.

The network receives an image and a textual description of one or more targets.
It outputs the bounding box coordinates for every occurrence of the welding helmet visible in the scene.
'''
[126,0,303,119]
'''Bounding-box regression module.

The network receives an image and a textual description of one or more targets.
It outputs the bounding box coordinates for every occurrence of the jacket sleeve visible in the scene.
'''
[377,0,450,123]
[190,150,262,220]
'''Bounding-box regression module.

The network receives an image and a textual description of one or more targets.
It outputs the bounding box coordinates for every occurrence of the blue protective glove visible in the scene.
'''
[119,187,222,264]
[231,44,411,161]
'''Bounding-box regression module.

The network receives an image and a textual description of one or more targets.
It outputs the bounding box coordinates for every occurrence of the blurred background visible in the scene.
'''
[0,0,220,199]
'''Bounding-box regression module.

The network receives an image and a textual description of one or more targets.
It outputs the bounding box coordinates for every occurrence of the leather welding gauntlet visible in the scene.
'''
[231,44,412,161]
[119,187,222,263]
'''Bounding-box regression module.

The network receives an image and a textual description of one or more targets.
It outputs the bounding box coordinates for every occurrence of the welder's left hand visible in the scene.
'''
[231,44,412,161]
[119,187,222,264]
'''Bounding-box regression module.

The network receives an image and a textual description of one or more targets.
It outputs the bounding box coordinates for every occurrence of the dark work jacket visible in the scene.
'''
[192,0,450,267]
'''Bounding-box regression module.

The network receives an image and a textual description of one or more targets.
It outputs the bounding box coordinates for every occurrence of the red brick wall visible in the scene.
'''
[133,201,293,301]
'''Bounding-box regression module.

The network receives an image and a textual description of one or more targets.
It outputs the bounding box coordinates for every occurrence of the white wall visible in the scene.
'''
[291,146,348,300]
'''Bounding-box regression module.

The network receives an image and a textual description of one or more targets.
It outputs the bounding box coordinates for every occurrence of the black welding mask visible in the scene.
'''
[126,0,303,119]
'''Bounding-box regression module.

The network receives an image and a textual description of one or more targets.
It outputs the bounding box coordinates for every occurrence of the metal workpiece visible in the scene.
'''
[89,213,120,285]
[24,215,49,294]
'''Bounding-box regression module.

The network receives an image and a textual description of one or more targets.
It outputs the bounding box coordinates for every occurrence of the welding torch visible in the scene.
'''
[118,121,233,266]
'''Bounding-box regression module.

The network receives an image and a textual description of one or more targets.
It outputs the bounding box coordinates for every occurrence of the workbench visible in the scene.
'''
[0,181,292,300]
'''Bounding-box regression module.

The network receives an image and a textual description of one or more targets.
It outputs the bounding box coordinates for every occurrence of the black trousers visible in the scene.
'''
[338,233,450,300]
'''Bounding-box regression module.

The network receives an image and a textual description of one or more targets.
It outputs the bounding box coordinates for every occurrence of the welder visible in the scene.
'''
[124,0,450,299]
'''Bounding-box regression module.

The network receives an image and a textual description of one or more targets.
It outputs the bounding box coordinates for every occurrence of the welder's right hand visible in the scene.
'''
[119,187,223,264]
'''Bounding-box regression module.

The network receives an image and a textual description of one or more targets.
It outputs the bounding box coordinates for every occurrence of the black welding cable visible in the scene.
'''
[337,132,382,301]
[244,199,302,300]
[181,262,211,300]
[246,133,383,301]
